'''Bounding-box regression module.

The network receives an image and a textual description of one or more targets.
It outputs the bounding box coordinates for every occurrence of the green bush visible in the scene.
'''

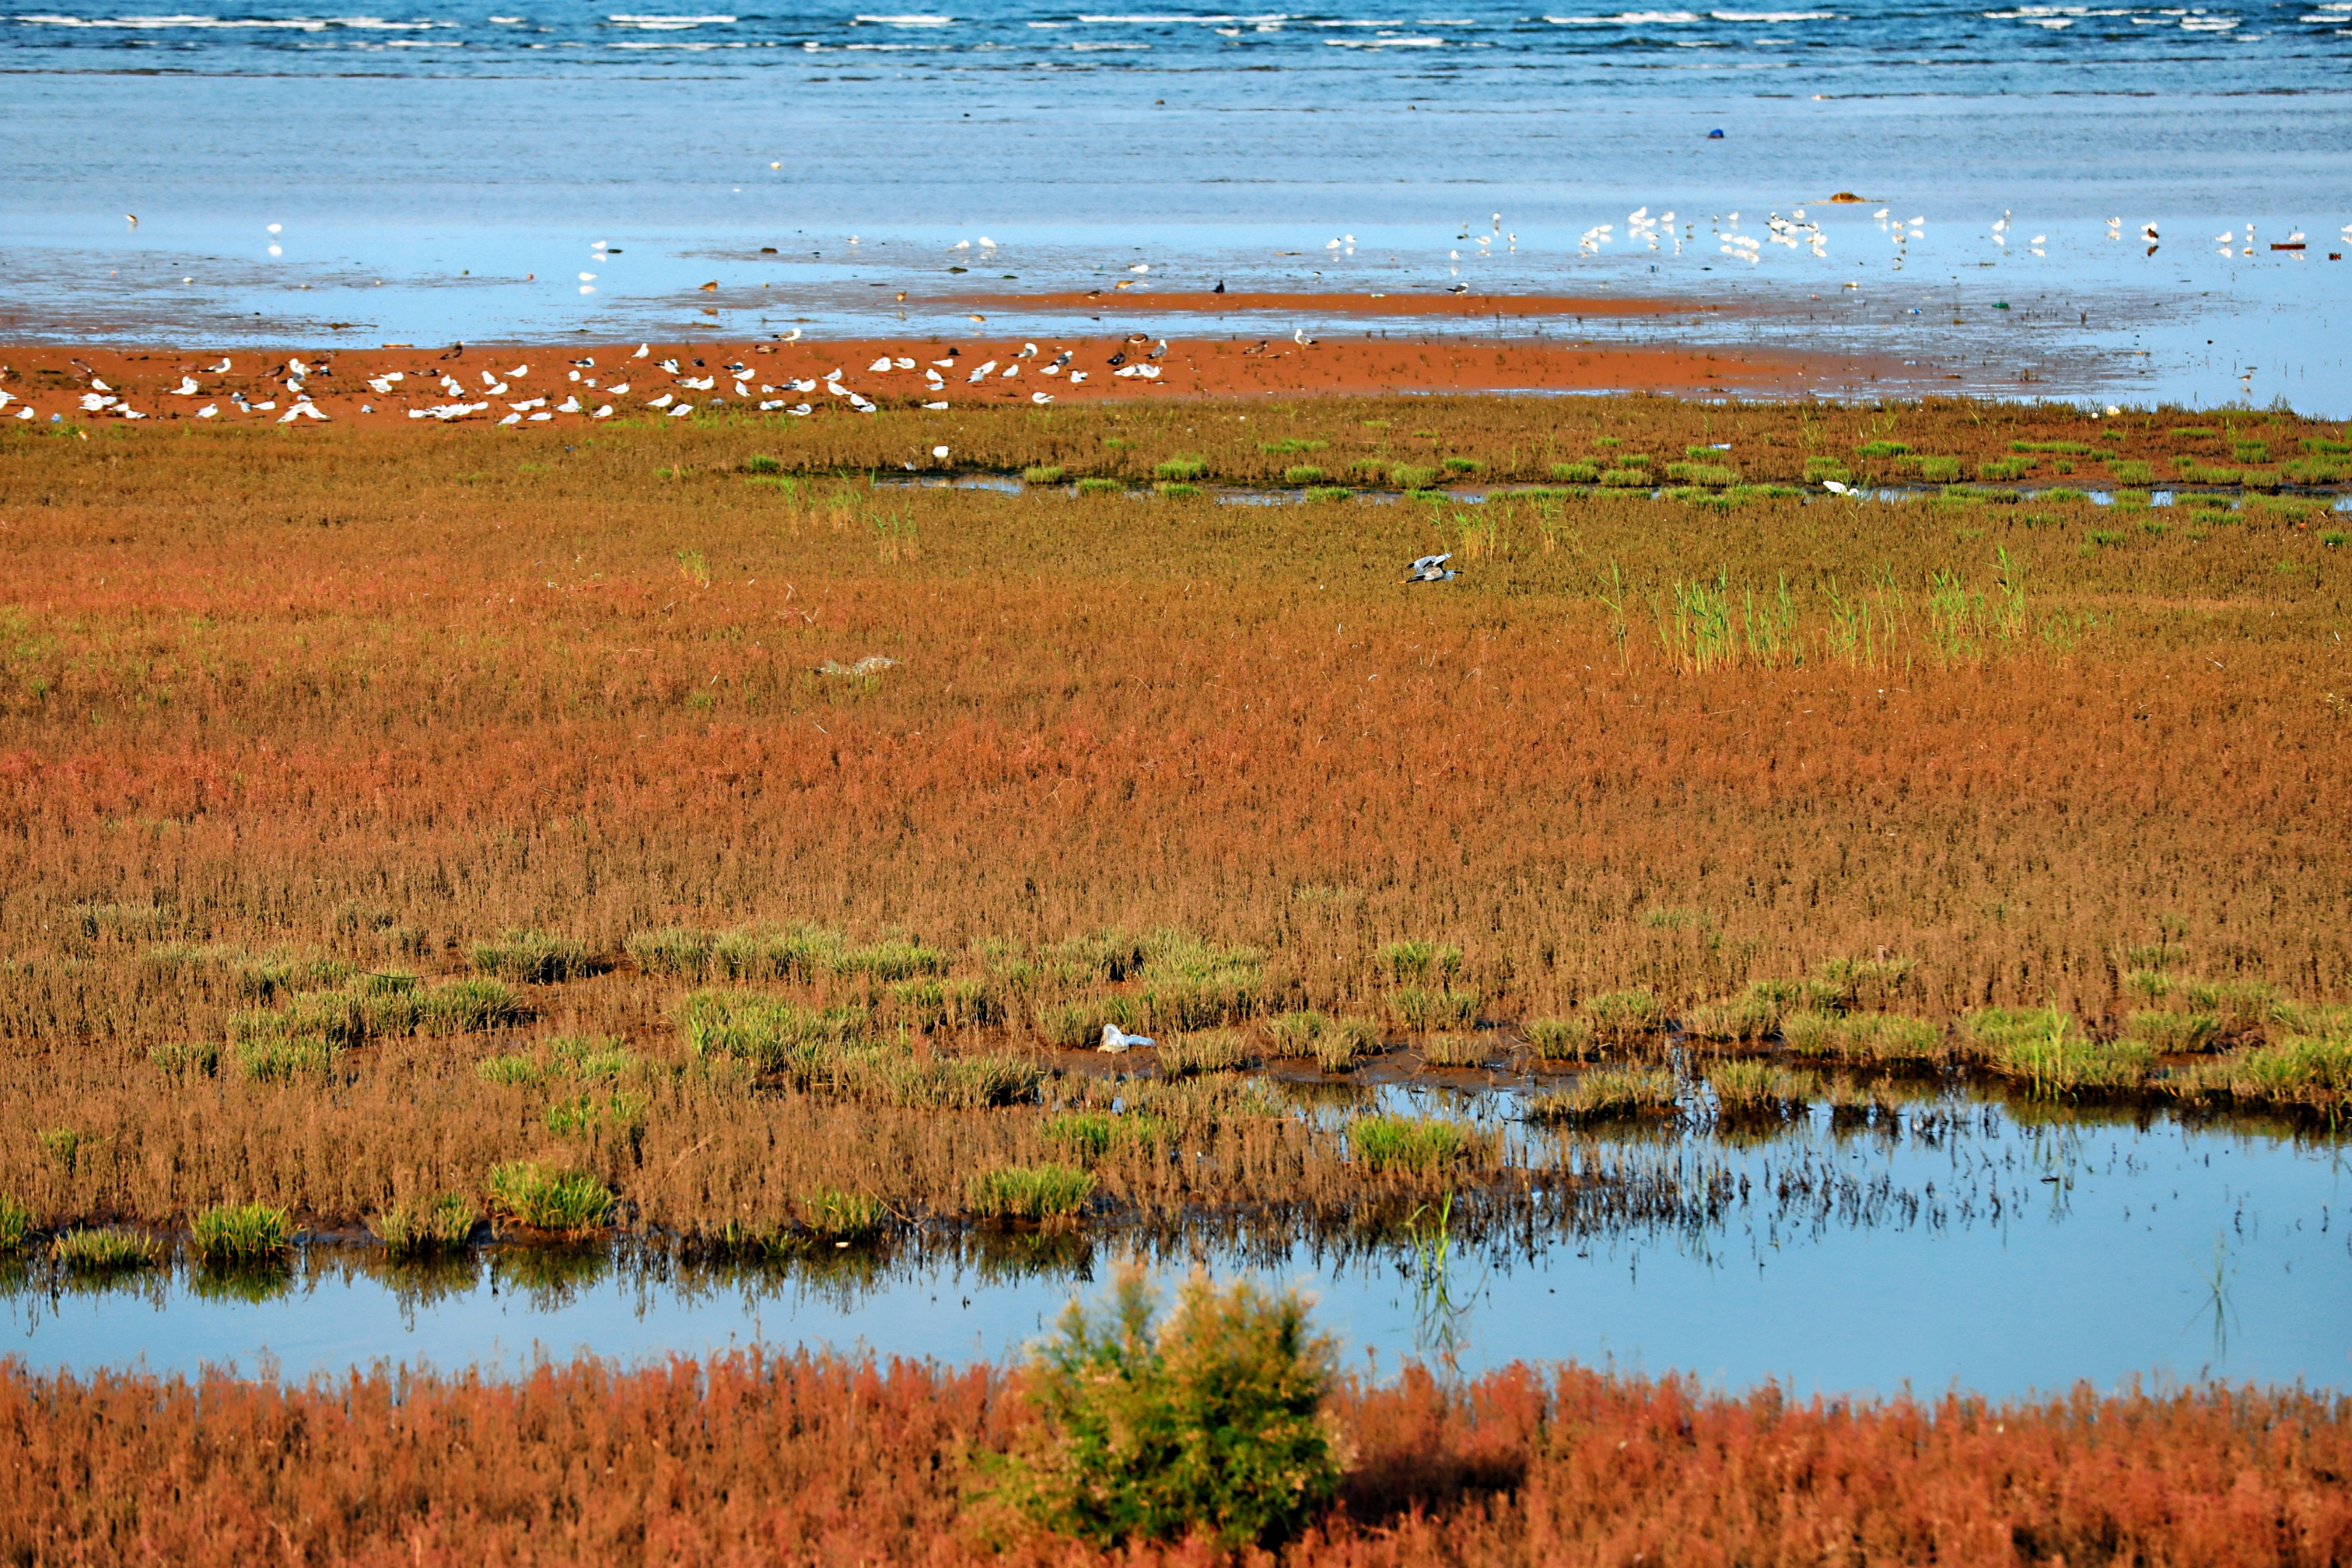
[192,1201,291,1263]
[1916,455,1962,483]
[1389,463,1438,490]
[1076,477,1123,496]
[1855,440,1911,458]
[1550,460,1600,483]
[989,1265,1342,1548]
[1153,456,1208,482]
[1282,465,1327,486]
[369,1194,478,1258]
[1021,465,1065,483]
[968,1163,1094,1221]
[487,1162,611,1237]
[1665,462,1738,487]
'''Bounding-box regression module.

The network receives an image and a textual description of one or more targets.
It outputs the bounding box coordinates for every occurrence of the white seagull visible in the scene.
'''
[1402,552,1458,584]
[1099,1024,1156,1053]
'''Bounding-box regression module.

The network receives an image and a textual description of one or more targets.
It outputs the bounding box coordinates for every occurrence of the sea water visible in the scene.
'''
[4,0,2349,407]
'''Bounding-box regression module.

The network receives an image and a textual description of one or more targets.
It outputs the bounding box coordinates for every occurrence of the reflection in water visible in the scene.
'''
[3,1093,2346,1398]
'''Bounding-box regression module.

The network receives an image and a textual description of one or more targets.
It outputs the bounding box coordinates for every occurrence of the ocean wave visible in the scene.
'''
[1708,9,1834,18]
[852,12,953,23]
[8,12,446,28]
[604,13,735,27]
[1545,12,1706,23]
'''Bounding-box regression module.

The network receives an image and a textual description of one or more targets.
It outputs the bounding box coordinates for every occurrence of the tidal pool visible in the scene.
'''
[17,1091,2346,1400]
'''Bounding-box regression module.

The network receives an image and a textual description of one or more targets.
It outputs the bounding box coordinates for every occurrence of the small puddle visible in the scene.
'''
[13,1095,2345,1398]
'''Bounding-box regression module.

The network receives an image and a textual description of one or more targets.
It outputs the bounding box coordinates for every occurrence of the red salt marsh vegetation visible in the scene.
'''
[0,391,2345,1244]
[3,1343,2347,1565]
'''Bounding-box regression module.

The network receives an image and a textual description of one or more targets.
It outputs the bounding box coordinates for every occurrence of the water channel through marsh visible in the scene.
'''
[17,1085,2346,1400]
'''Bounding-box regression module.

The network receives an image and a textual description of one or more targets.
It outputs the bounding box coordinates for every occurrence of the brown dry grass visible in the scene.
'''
[1,1349,2345,1565]
[0,399,2345,1230]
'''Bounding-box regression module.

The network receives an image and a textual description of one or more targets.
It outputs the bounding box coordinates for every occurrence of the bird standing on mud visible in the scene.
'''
[1099,1024,1155,1053]
[1402,552,1459,584]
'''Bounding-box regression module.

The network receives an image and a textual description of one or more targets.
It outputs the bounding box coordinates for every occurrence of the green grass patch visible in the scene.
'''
[192,1201,291,1263]
[368,1193,478,1257]
[968,1162,1095,1221]
[1347,1114,1472,1175]
[1524,1067,1679,1122]
[487,1162,611,1237]
[51,1228,162,1273]
[469,929,608,985]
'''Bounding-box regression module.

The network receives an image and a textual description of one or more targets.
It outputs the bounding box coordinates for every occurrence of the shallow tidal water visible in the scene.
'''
[3,0,2348,409]
[19,1092,2349,1400]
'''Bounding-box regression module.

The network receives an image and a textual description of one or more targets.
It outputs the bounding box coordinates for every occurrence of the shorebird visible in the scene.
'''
[1402,552,1458,584]
[1099,1024,1155,1053]
[1294,327,1316,346]
[1823,479,1855,496]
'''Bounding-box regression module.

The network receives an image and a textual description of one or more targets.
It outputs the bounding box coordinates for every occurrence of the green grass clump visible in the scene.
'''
[469,929,608,984]
[677,989,860,1074]
[1347,1114,1471,1175]
[1153,456,1208,483]
[2012,440,2095,455]
[1665,462,1738,486]
[1387,985,1480,1032]
[1302,485,1353,503]
[989,1265,1342,1548]
[1021,465,1065,484]
[1855,440,1911,458]
[1802,457,1852,485]
[1551,460,1600,483]
[51,1228,161,1273]
[867,1050,1042,1108]
[801,1186,888,1243]
[487,1162,611,1237]
[475,1052,542,1087]
[1421,1032,1491,1068]
[1389,463,1438,490]
[1970,1010,2152,1096]
[1781,1011,1942,1063]
[2126,1010,2224,1053]
[1265,1010,1379,1071]
[1378,940,1462,987]
[2109,460,2155,484]
[744,454,782,475]
[150,1041,220,1079]
[1524,1068,1679,1122]
[0,1194,32,1252]
[1076,477,1123,496]
[544,1087,650,1138]
[1282,465,1327,486]
[2213,1032,2352,1109]
[192,1201,291,1264]
[1044,1111,1169,1164]
[968,1163,1095,1221]
[1917,456,1963,483]
[833,939,949,981]
[1525,1016,1595,1061]
[1977,457,2031,481]
[1705,1059,1814,1116]
[1583,989,1665,1048]
[1681,988,1785,1044]
[1159,1029,1247,1077]
[236,1035,337,1083]
[418,976,532,1034]
[369,1193,478,1257]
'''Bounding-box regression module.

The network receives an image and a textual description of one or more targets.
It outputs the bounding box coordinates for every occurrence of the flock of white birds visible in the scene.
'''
[6,332,1189,428]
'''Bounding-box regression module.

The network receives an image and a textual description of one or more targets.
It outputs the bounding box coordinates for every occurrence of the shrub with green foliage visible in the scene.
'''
[1525,1016,1595,1061]
[1583,989,1665,1047]
[989,1265,1343,1548]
